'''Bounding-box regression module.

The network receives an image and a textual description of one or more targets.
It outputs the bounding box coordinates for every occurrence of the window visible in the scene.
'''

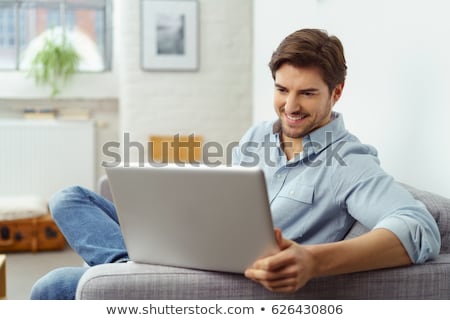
[0,0,112,71]
[0,2,15,69]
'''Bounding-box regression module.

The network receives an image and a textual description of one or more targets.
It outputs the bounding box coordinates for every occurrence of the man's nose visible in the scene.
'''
[284,94,300,113]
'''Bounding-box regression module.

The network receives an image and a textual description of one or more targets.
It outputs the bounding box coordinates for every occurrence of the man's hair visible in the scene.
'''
[269,28,347,92]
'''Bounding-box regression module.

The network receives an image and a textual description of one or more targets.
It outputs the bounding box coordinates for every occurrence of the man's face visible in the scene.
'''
[274,64,343,141]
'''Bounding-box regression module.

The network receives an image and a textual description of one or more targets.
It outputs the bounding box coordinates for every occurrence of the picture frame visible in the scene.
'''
[141,0,199,71]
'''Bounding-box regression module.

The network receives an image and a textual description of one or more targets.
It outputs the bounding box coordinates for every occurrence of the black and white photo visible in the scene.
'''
[141,0,198,71]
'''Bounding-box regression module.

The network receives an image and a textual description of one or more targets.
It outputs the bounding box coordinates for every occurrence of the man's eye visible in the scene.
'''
[276,87,287,93]
[303,92,315,97]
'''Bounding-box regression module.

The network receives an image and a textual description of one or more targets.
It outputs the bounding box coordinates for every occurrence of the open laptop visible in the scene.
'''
[105,163,279,274]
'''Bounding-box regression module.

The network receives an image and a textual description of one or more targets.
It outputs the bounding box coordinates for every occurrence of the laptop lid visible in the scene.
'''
[105,163,279,274]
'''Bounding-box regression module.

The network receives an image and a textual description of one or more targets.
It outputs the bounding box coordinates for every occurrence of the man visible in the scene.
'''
[30,28,440,299]
[236,28,440,293]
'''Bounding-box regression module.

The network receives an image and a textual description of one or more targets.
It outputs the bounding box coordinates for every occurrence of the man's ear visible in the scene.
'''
[331,82,345,105]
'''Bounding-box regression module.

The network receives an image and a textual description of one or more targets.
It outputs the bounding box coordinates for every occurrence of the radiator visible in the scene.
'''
[0,120,95,201]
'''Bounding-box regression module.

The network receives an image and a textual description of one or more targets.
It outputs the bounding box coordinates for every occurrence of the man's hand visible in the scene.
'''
[244,228,317,293]
[245,227,412,294]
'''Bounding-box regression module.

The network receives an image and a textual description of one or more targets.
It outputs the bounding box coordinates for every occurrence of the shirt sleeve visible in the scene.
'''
[332,148,441,264]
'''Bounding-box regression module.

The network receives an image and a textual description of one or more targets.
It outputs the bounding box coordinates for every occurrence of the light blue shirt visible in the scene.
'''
[232,112,440,263]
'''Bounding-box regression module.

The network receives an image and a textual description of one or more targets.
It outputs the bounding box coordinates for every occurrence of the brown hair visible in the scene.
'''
[269,28,347,92]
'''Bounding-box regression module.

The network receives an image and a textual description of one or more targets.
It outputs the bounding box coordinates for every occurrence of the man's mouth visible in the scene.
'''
[285,113,307,123]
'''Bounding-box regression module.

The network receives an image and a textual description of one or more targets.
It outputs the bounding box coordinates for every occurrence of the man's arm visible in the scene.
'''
[332,151,441,265]
[245,228,411,293]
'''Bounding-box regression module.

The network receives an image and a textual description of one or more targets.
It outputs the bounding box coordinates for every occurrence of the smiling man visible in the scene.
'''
[273,64,343,160]
[235,28,441,293]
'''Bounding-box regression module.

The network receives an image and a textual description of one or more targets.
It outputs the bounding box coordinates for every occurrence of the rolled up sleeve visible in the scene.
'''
[374,208,441,263]
[334,153,441,264]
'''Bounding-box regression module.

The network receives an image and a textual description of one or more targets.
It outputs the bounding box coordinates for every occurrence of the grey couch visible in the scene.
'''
[75,177,450,299]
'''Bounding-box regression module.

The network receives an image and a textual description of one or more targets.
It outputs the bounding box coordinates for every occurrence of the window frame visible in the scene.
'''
[0,0,113,71]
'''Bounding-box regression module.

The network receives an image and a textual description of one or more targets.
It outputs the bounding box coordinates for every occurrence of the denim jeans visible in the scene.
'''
[30,186,129,299]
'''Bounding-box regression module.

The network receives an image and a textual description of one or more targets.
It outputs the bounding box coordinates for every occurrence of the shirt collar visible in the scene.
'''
[305,112,347,154]
[272,119,282,135]
[272,111,348,155]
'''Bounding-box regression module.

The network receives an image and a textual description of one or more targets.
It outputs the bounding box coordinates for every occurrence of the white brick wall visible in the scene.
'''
[115,0,253,163]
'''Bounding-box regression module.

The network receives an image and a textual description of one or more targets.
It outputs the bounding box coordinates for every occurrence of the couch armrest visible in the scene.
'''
[97,175,113,202]
[76,255,450,299]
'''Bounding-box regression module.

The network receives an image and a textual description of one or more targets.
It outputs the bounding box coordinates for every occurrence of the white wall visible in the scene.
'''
[114,0,253,164]
[253,0,450,198]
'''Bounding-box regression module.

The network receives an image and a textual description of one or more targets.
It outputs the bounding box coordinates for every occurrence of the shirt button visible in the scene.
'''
[289,190,295,196]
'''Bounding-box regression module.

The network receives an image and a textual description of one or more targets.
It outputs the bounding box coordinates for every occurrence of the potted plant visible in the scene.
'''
[28,31,81,98]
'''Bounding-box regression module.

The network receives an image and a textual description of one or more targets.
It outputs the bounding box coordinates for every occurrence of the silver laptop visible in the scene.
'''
[105,163,279,274]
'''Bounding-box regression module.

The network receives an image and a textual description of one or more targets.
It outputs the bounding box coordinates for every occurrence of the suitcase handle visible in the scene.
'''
[0,226,14,247]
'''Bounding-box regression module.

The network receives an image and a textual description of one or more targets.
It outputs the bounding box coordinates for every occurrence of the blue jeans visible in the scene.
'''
[30,186,129,299]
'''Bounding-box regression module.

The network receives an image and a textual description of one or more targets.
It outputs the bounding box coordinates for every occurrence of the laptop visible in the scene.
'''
[105,163,279,274]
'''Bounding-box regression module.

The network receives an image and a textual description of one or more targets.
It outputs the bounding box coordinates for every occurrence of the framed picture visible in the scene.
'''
[141,0,199,71]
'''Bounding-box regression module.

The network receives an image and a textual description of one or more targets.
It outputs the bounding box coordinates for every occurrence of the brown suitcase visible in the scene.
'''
[0,213,66,253]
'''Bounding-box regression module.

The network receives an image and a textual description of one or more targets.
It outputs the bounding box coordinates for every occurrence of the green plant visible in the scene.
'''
[28,33,81,97]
